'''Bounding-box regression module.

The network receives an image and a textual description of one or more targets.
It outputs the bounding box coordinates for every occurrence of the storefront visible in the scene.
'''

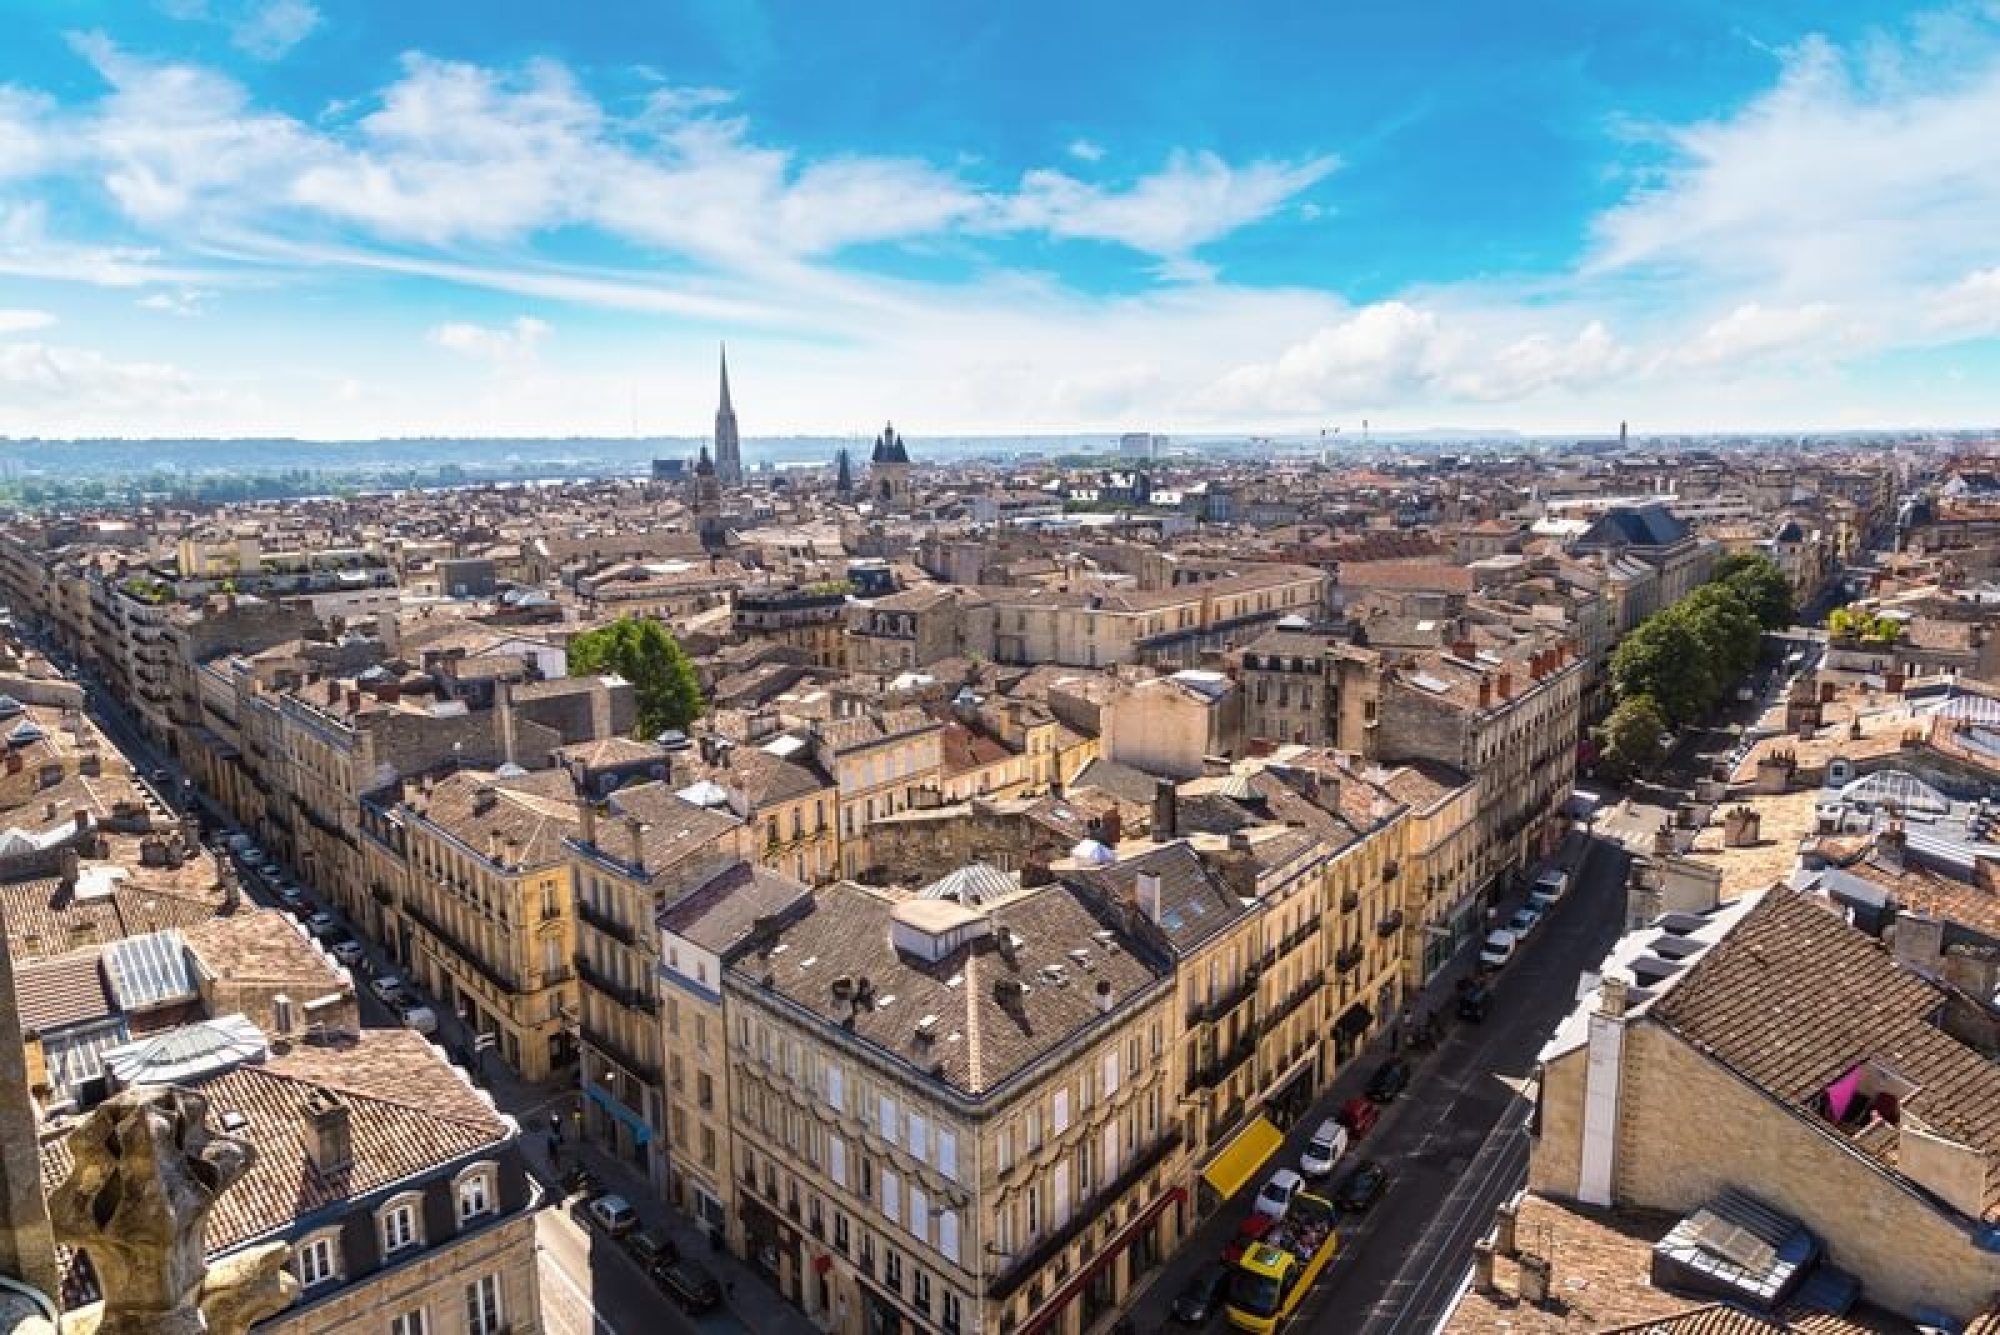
[1264,1051,1319,1128]
[582,1077,651,1173]
[1018,1187,1186,1335]
[1333,1002,1373,1064]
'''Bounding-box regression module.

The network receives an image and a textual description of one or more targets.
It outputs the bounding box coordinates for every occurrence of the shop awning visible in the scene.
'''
[1201,1116,1283,1200]
[584,1081,653,1145]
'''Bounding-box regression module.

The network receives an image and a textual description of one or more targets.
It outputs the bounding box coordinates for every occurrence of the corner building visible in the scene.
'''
[724,878,1186,1335]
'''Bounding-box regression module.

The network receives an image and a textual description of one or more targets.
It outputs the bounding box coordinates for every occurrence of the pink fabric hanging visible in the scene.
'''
[1824,1063,1865,1122]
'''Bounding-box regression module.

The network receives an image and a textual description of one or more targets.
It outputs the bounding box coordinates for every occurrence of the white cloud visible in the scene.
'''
[0,309,55,335]
[230,0,320,60]
[428,316,551,362]
[1673,302,1850,368]
[0,339,215,432]
[68,32,325,225]
[1001,149,1338,263]
[1591,25,2000,301]
[1067,138,1105,163]
[136,288,213,316]
[1927,268,2000,336]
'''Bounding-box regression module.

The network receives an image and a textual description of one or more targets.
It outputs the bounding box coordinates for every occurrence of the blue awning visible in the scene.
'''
[584,1082,652,1145]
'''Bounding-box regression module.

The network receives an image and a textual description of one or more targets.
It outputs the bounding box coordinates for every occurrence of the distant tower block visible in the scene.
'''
[1619,420,1628,448]
[714,344,742,485]
[870,421,912,509]
[834,446,854,500]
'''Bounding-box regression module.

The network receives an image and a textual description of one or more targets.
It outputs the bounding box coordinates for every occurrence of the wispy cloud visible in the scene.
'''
[1067,138,1105,163]
[0,309,55,334]
[428,315,551,363]
[230,0,319,60]
[136,287,214,316]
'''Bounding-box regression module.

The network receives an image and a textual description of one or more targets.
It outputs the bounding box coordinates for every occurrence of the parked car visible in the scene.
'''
[1299,1117,1350,1178]
[1529,870,1569,911]
[275,883,306,909]
[650,1258,721,1313]
[1367,1057,1411,1103]
[1335,1096,1379,1139]
[1251,1167,1305,1221]
[1333,1160,1390,1213]
[329,939,365,968]
[1479,929,1519,969]
[368,974,407,1006]
[399,1003,438,1036]
[626,1228,677,1268]
[1222,1210,1275,1263]
[1170,1261,1232,1324]
[1457,982,1493,1023]
[304,911,339,940]
[1507,905,1543,937]
[585,1193,639,1238]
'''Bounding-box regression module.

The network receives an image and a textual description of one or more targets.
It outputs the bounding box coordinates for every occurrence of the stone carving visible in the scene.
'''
[45,1088,295,1335]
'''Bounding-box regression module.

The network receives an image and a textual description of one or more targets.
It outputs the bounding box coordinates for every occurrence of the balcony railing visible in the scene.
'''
[1381,860,1400,882]
[575,953,657,1016]
[1334,944,1365,975]
[1186,968,1259,1026]
[1184,1034,1257,1094]
[1376,910,1405,938]
[577,898,637,948]
[1263,976,1324,1030]
[584,1028,661,1088]
[401,895,521,994]
[1340,889,1360,912]
[986,1130,1183,1300]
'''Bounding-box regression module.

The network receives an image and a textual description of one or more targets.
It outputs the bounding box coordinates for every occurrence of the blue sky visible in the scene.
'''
[1,0,1998,439]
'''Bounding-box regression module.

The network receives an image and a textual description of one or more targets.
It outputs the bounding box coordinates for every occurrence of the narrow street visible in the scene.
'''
[1123,835,1630,1333]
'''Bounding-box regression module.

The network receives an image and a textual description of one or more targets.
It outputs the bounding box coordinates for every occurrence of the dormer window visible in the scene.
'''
[296,1228,342,1289]
[379,1191,424,1255]
[1819,1058,1919,1130]
[456,1163,495,1223]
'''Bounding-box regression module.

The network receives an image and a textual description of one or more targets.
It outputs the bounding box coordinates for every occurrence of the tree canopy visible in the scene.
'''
[567,617,704,738]
[1608,552,1788,727]
[1593,693,1668,782]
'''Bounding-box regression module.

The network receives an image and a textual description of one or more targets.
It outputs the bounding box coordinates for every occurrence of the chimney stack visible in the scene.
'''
[302,1087,353,1175]
[1599,972,1631,1018]
[1497,671,1513,700]
[625,816,647,871]
[1136,870,1163,924]
[1094,978,1113,1013]
[1152,779,1177,841]
[1478,677,1492,709]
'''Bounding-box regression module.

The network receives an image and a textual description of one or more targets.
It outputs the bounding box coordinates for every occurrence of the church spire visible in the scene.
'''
[713,342,741,485]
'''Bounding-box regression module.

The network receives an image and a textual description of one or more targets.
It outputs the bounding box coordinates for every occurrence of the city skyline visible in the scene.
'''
[2,1,2000,439]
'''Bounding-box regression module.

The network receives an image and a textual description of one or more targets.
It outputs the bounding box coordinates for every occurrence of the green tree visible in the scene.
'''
[1677,585,1762,682]
[1713,551,1793,631]
[1611,613,1715,727]
[567,617,704,737]
[1594,693,1668,782]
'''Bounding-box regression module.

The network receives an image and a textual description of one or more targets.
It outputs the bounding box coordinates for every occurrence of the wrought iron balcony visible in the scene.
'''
[985,1130,1183,1300]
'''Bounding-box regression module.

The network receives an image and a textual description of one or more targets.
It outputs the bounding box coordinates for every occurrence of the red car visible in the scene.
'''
[1336,1096,1379,1139]
[1221,1210,1275,1262]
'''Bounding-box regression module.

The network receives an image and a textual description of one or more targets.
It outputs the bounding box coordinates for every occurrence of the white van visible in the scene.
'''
[1529,870,1569,911]
[1479,929,1519,969]
[399,1004,438,1036]
[1299,1118,1350,1178]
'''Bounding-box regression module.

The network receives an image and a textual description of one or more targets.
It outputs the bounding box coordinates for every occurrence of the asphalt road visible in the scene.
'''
[1290,838,1630,1334]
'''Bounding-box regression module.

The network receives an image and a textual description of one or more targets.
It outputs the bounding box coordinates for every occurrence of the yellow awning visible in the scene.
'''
[1201,1115,1284,1200]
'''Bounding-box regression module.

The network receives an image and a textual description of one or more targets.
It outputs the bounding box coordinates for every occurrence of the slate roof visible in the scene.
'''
[40,1030,509,1261]
[406,767,583,869]
[1069,840,1249,956]
[1576,504,1695,552]
[1649,886,2000,1219]
[731,879,1167,1098]
[657,856,812,958]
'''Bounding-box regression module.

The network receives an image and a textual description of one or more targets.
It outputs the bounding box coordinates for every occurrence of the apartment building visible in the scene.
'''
[985,565,1328,670]
[568,783,750,1192]
[653,857,813,1235]
[1235,629,1381,750]
[378,768,584,1081]
[1376,641,1583,888]
[809,708,946,878]
[733,585,852,669]
[724,877,1184,1335]
[41,1029,542,1335]
[679,735,841,885]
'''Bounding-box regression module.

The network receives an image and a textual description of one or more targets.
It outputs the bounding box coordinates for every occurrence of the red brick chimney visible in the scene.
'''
[1478,677,1492,709]
[1497,671,1513,700]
